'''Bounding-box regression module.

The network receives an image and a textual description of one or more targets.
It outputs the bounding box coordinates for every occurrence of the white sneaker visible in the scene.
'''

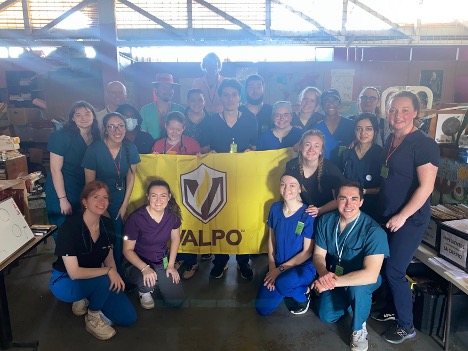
[139,291,155,310]
[99,311,113,326]
[72,299,89,316]
[350,323,368,351]
[85,312,116,340]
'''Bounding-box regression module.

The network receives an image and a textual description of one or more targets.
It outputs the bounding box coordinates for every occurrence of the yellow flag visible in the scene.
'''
[128,149,294,254]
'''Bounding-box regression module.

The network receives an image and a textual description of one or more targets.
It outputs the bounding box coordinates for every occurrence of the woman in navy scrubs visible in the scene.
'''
[340,113,382,219]
[373,91,439,344]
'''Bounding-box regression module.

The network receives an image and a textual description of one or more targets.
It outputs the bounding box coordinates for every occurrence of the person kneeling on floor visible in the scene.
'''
[311,180,389,351]
[49,180,136,341]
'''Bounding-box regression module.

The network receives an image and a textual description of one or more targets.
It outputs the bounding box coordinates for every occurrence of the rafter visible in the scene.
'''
[21,0,30,32]
[36,0,94,35]
[118,0,183,38]
[194,0,267,40]
[0,0,19,13]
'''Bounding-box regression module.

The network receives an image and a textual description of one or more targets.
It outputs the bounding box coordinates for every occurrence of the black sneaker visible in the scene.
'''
[201,254,213,261]
[210,264,227,278]
[238,263,253,280]
[290,292,311,315]
[370,310,395,322]
[384,322,416,344]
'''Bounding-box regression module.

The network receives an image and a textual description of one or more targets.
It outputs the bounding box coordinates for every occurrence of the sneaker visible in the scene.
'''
[72,299,89,316]
[210,264,228,278]
[139,291,155,310]
[370,310,395,322]
[174,260,184,270]
[350,323,368,351]
[182,263,199,280]
[290,291,311,315]
[238,263,253,280]
[99,311,113,326]
[201,254,213,261]
[85,312,116,340]
[384,322,416,344]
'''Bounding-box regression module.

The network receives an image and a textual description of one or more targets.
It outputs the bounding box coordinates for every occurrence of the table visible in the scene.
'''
[414,245,468,351]
[0,226,56,350]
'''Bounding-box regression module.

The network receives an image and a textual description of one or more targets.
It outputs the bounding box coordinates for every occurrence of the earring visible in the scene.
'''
[85,206,88,209]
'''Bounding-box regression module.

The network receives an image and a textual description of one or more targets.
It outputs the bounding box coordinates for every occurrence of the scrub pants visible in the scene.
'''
[122,258,185,307]
[255,265,315,316]
[176,253,197,266]
[213,254,249,267]
[385,216,428,330]
[107,204,124,275]
[316,275,382,331]
[49,269,136,326]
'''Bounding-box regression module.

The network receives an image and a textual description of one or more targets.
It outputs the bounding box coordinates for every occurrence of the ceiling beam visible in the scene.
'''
[194,0,267,40]
[0,0,19,13]
[118,0,184,38]
[21,0,30,32]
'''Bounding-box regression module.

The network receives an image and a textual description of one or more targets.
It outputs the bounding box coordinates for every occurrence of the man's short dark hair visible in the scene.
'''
[337,179,363,199]
[218,78,242,97]
[245,74,264,87]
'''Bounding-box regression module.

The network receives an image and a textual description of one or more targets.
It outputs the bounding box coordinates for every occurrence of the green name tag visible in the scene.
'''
[335,264,344,276]
[163,256,168,269]
[295,221,304,235]
[338,145,347,156]
[380,165,389,178]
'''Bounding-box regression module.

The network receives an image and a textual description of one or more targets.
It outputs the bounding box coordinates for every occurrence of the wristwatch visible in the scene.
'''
[278,265,285,272]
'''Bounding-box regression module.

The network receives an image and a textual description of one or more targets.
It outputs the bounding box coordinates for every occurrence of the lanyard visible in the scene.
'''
[156,102,170,130]
[205,76,219,104]
[385,126,415,166]
[334,213,360,265]
[105,141,122,178]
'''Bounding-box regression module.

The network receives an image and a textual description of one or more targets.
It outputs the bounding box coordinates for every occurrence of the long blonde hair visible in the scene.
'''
[297,129,325,193]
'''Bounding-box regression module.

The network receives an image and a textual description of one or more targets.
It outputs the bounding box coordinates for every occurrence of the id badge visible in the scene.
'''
[115,179,124,191]
[380,165,389,178]
[334,264,344,276]
[295,221,304,235]
[163,256,168,269]
[338,145,347,156]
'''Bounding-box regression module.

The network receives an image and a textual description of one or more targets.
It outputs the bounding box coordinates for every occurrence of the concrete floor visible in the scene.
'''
[3,241,463,351]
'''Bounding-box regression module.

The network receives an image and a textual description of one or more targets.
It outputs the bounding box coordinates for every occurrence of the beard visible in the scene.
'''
[247,94,264,105]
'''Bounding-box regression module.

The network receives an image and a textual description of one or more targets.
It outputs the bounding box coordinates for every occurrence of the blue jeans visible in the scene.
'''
[316,275,382,331]
[49,269,136,326]
[256,264,316,316]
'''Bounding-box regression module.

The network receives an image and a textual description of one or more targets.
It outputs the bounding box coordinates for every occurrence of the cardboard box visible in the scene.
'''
[13,125,34,142]
[438,220,468,272]
[32,128,54,143]
[7,108,41,125]
[423,218,442,251]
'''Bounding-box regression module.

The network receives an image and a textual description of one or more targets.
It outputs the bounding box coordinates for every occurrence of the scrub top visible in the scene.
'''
[340,143,383,218]
[81,139,140,211]
[45,129,89,216]
[268,202,315,267]
[379,130,439,222]
[314,117,355,165]
[256,127,303,151]
[291,112,325,130]
[315,210,389,275]
[200,110,258,152]
[239,104,273,137]
[140,102,185,140]
[286,157,344,207]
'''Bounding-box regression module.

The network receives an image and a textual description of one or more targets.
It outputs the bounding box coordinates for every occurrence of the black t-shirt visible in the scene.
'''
[52,215,115,272]
[291,112,325,130]
[285,157,344,207]
[200,110,258,152]
[239,104,273,137]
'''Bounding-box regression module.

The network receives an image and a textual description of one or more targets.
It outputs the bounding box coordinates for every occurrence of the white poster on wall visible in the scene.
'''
[0,197,34,266]
[331,69,355,102]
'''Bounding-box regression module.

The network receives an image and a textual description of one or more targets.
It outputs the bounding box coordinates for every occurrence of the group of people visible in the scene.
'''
[45,52,440,350]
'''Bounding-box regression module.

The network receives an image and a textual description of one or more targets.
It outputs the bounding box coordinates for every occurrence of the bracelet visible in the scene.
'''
[107,267,112,275]
[140,264,150,273]
[58,196,67,199]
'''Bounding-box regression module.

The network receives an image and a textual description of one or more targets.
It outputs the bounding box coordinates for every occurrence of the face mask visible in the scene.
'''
[126,118,138,131]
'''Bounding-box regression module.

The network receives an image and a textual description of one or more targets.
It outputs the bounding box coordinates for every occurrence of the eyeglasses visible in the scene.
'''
[273,113,291,119]
[359,96,378,102]
[107,124,126,132]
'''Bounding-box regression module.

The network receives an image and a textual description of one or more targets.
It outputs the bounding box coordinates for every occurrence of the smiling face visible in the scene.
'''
[147,185,171,213]
[155,83,174,102]
[107,82,127,107]
[280,175,301,202]
[166,119,185,143]
[82,187,109,216]
[188,92,205,113]
[246,79,264,105]
[387,96,417,134]
[300,135,323,163]
[106,116,126,143]
[220,86,240,112]
[273,107,292,129]
[300,91,319,115]
[355,118,375,146]
[322,96,340,117]
[337,186,363,222]
[359,88,379,114]
[73,107,94,129]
